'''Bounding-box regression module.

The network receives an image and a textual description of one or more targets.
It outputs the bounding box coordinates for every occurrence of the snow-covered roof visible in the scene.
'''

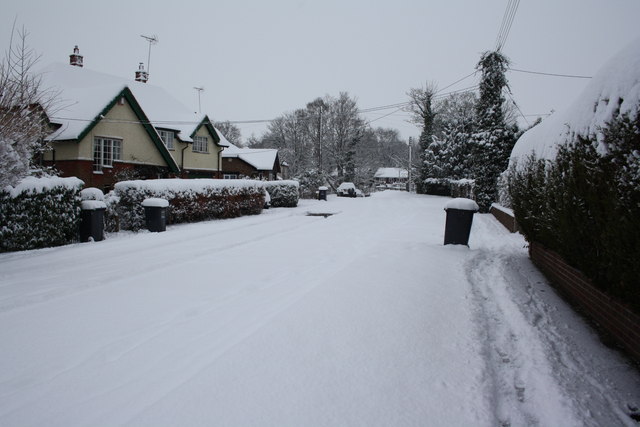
[222,142,279,171]
[374,167,408,179]
[510,37,640,165]
[39,63,227,146]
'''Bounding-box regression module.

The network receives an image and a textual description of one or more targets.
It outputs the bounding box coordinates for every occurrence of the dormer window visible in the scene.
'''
[158,130,174,150]
[192,136,208,153]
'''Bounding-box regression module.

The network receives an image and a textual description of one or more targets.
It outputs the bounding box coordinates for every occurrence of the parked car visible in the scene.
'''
[336,182,358,198]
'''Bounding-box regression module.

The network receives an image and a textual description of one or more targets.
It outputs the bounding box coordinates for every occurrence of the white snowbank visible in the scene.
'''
[4,176,84,198]
[81,200,107,210]
[80,187,105,201]
[510,37,640,165]
[142,198,170,208]
[445,198,479,211]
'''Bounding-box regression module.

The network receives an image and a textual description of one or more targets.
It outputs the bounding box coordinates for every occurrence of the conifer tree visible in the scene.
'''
[471,51,518,211]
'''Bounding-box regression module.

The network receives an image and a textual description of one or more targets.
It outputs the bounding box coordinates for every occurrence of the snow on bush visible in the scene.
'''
[103,191,121,233]
[423,178,475,199]
[0,176,83,252]
[114,179,265,230]
[264,180,299,207]
[510,37,640,165]
[80,187,105,201]
[506,38,640,313]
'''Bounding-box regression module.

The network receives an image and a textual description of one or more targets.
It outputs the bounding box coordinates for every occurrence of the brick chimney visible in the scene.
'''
[135,62,148,83]
[69,45,83,67]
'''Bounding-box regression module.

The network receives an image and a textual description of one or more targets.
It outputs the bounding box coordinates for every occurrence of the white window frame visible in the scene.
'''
[158,130,175,150]
[93,137,122,172]
[223,174,238,179]
[192,136,208,153]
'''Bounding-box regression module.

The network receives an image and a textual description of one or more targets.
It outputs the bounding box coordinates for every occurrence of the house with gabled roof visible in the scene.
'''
[374,167,408,184]
[221,142,281,180]
[40,49,228,190]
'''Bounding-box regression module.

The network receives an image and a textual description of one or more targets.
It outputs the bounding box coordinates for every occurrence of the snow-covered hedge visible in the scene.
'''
[508,112,640,313]
[424,178,475,199]
[114,179,265,230]
[0,176,83,252]
[264,180,299,207]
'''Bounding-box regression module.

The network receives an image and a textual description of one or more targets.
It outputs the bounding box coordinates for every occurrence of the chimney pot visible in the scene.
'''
[69,45,83,67]
[135,62,149,83]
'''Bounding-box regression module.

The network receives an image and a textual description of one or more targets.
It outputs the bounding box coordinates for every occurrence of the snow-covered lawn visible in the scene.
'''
[0,191,638,426]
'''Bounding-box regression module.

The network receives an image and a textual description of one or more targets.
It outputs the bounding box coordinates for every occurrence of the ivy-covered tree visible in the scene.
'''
[407,83,437,194]
[471,50,519,211]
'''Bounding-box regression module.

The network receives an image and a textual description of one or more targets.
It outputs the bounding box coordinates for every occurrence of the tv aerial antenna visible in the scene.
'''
[140,34,159,78]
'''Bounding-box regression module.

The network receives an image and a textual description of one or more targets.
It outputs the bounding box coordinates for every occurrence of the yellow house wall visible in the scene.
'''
[180,126,222,171]
[42,140,79,161]
[84,99,167,166]
[45,97,168,166]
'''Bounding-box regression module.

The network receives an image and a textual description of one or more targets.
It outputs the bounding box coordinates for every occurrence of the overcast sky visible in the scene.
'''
[2,0,640,143]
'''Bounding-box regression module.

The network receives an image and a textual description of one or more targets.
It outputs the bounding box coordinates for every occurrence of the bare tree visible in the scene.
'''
[0,24,58,187]
[213,120,242,146]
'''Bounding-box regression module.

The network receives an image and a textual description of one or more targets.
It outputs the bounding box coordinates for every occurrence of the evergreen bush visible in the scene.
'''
[264,180,299,207]
[508,112,640,313]
[114,179,264,231]
[0,176,83,252]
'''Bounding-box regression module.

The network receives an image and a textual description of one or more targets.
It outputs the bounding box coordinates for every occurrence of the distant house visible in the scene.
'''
[374,168,409,186]
[39,48,229,190]
[221,143,281,180]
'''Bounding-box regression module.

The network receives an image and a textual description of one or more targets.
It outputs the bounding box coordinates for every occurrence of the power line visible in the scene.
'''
[495,0,520,51]
[508,67,592,79]
[366,107,405,125]
[50,84,483,129]
[435,71,477,95]
[507,92,529,127]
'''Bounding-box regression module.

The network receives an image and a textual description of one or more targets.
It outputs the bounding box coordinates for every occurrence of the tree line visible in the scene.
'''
[233,93,408,193]
[2,23,522,211]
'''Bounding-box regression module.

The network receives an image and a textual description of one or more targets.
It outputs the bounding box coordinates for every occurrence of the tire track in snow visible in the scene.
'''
[0,209,316,314]
[466,217,582,427]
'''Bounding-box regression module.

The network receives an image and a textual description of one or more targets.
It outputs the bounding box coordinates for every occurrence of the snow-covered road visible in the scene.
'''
[0,191,638,426]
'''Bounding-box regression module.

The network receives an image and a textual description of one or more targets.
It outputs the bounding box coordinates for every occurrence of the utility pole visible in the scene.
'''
[408,137,413,192]
[317,105,323,172]
[140,34,158,79]
[193,86,204,114]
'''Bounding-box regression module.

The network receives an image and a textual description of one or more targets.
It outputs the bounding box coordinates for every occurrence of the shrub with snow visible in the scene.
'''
[508,112,640,314]
[423,178,475,199]
[114,179,265,231]
[507,38,640,313]
[103,191,121,233]
[264,180,299,207]
[0,176,83,252]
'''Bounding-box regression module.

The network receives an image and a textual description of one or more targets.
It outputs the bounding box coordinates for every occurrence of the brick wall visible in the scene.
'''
[490,204,519,233]
[529,241,640,364]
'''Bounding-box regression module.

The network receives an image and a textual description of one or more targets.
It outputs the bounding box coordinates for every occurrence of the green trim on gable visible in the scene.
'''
[190,115,224,146]
[76,87,180,173]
